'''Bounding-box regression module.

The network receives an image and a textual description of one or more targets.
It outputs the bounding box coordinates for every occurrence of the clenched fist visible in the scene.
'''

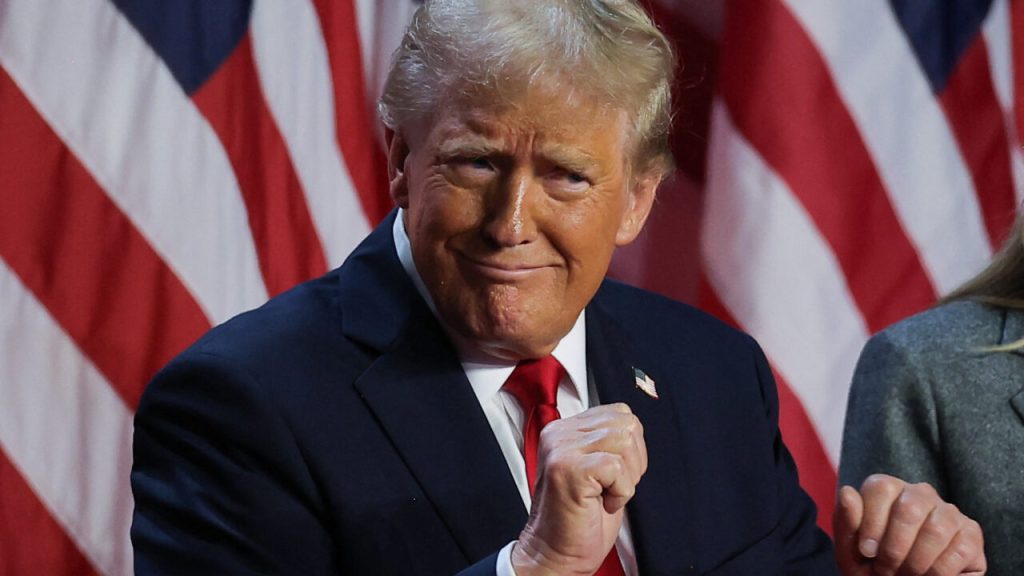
[834,474,986,576]
[511,403,646,575]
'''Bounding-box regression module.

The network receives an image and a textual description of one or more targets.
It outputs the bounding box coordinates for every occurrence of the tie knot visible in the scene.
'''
[503,355,565,409]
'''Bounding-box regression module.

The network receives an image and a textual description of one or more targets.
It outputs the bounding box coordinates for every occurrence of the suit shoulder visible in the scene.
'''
[172,270,352,376]
[140,268,373,427]
[864,300,1004,365]
[594,279,755,351]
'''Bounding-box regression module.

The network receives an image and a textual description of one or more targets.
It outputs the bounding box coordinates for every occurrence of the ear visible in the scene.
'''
[385,127,411,209]
[615,171,661,246]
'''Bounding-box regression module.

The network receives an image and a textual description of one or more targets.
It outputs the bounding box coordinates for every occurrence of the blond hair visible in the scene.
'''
[941,209,1024,351]
[378,0,676,177]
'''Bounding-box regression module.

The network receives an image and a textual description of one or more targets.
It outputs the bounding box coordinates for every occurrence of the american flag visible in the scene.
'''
[0,0,1019,574]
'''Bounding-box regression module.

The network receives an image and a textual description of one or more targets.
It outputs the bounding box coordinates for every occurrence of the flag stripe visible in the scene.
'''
[720,0,936,333]
[1013,0,1024,166]
[938,36,1018,247]
[192,34,329,297]
[981,0,1024,204]
[311,0,392,225]
[0,65,211,409]
[704,101,870,463]
[250,0,372,267]
[0,449,99,576]
[0,260,135,576]
[785,0,992,294]
[0,0,269,324]
[353,0,422,115]
[984,1,1015,118]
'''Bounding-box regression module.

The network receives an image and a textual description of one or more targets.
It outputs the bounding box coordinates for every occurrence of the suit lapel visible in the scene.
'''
[339,213,526,563]
[587,298,698,575]
[999,309,1024,425]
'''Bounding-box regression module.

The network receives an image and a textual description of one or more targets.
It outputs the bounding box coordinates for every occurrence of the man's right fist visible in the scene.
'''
[511,403,646,575]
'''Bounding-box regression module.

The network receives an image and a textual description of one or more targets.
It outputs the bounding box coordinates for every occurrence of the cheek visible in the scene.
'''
[552,198,626,267]
[414,178,483,232]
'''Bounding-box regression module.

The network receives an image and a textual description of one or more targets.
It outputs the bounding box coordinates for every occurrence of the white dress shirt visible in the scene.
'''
[393,210,637,575]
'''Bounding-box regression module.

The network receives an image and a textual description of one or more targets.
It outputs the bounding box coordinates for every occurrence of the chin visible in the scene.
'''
[452,315,551,361]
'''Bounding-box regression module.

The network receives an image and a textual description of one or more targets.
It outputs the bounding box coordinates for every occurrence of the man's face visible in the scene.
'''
[388,88,658,361]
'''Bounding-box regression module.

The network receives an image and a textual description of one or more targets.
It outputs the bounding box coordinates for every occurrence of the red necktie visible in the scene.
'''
[503,356,626,576]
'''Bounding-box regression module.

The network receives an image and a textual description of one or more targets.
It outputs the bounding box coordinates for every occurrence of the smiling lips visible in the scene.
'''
[458,254,554,282]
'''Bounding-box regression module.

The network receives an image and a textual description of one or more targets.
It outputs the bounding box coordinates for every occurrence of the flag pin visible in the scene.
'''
[633,367,658,399]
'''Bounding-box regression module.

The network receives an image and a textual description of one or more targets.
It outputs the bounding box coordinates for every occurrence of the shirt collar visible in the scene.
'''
[392,209,589,403]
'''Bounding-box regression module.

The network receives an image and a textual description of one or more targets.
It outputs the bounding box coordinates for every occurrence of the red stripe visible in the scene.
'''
[644,0,719,185]
[772,368,837,537]
[193,34,328,297]
[0,66,211,409]
[719,0,936,333]
[1013,0,1024,158]
[311,0,391,225]
[0,448,98,576]
[939,36,1018,248]
[697,277,837,535]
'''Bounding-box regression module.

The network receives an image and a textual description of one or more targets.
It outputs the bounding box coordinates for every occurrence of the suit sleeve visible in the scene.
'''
[132,350,511,575]
[838,331,945,493]
[131,351,341,575]
[747,335,839,574]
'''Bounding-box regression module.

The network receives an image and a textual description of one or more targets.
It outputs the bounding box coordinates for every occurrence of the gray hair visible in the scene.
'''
[378,0,676,177]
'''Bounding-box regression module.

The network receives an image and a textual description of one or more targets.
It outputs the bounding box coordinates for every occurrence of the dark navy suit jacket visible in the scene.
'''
[131,212,837,575]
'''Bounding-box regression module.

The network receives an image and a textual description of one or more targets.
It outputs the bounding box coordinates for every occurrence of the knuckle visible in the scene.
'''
[627,414,643,434]
[965,519,985,543]
[861,473,902,498]
[934,546,971,574]
[607,453,626,476]
[950,539,977,561]
[910,481,938,497]
[893,492,930,524]
[537,423,563,449]
[610,402,632,414]
[919,512,951,541]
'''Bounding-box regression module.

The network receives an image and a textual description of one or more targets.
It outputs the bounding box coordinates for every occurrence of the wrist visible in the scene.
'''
[510,535,594,576]
[509,540,563,576]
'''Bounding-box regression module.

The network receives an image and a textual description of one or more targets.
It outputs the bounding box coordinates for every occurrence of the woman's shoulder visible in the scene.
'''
[865,300,1007,363]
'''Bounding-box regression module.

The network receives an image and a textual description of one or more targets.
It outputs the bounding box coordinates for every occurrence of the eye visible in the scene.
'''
[549,168,591,191]
[443,155,497,186]
[565,172,588,185]
[457,157,494,171]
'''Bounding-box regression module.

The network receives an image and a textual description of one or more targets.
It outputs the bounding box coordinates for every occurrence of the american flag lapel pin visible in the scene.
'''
[633,367,658,399]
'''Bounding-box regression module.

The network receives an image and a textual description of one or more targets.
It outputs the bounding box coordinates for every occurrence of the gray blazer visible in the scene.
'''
[839,300,1024,575]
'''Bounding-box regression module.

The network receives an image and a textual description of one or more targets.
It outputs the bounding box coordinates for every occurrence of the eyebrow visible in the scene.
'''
[539,147,600,174]
[437,136,501,159]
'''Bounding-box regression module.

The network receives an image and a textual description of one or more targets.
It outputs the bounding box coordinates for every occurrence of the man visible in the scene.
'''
[131,1,986,574]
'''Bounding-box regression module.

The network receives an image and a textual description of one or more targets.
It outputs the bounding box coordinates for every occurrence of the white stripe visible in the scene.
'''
[0,259,134,576]
[0,0,268,324]
[985,0,1015,116]
[251,0,372,267]
[355,0,420,110]
[1013,140,1024,207]
[703,101,869,464]
[983,0,1024,206]
[784,0,993,292]
[355,0,377,98]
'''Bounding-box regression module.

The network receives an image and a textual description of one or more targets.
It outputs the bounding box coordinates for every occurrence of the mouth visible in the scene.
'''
[457,254,553,282]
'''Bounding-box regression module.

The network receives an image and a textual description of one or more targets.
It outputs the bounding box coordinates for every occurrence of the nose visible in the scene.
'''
[482,168,541,247]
